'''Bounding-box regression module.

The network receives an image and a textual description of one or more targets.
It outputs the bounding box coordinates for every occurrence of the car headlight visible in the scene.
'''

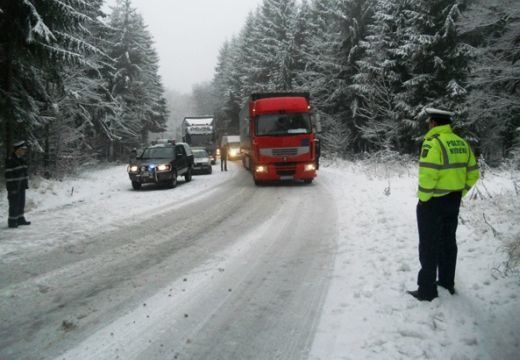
[128,165,139,173]
[255,165,268,173]
[157,164,171,172]
[304,163,316,172]
[229,148,239,157]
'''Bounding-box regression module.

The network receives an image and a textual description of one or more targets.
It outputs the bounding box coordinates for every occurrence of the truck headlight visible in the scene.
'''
[255,165,268,173]
[128,165,139,173]
[304,163,316,172]
[157,164,171,172]
[229,148,239,157]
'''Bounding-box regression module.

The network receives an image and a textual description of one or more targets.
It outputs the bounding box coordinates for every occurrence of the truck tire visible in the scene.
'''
[132,181,141,190]
[304,179,313,184]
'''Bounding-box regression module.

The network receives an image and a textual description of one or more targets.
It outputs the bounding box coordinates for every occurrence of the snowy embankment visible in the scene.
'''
[312,159,519,360]
[0,160,518,359]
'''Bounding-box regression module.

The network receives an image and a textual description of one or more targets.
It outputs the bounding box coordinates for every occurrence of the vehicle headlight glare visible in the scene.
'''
[157,164,170,172]
[128,165,139,173]
[256,165,268,173]
[304,163,316,172]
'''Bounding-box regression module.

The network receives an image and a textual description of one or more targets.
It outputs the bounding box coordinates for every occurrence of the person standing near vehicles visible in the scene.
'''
[220,142,228,172]
[408,108,480,301]
[5,140,31,228]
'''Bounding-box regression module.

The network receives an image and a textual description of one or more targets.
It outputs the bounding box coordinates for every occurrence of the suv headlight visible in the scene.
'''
[157,164,171,172]
[128,165,139,173]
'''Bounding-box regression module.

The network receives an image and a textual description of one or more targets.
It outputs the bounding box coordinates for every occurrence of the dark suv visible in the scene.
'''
[127,142,194,190]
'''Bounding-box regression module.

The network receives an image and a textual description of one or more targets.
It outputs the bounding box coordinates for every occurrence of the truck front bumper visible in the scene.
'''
[253,162,316,182]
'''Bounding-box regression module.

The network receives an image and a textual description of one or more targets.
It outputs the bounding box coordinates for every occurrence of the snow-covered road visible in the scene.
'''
[1,159,518,360]
[0,162,338,360]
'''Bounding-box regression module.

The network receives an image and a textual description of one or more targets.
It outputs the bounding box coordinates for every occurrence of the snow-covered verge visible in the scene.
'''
[0,163,235,258]
[0,160,518,359]
[312,159,520,360]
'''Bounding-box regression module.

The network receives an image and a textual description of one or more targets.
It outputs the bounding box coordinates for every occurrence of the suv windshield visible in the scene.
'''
[141,147,174,159]
[255,113,311,136]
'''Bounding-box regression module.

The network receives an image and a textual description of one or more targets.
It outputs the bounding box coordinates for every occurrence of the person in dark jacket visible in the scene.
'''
[220,143,228,172]
[5,140,30,228]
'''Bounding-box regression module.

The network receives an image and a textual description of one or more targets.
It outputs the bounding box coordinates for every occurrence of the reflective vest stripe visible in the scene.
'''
[6,177,29,182]
[5,165,28,173]
[420,162,468,170]
[418,186,464,194]
[419,162,442,170]
[432,135,450,167]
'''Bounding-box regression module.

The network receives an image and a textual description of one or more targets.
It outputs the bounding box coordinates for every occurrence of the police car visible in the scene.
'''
[127,142,194,190]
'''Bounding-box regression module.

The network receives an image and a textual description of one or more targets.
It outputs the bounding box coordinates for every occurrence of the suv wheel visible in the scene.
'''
[132,181,141,190]
[185,168,192,182]
[169,170,178,188]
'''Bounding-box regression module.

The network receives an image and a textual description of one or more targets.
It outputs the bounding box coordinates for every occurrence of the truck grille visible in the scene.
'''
[275,163,296,177]
[260,147,309,157]
[272,148,298,156]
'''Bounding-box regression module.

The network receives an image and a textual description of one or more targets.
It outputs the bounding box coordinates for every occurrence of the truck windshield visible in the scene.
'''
[186,133,213,146]
[141,147,174,159]
[255,113,311,136]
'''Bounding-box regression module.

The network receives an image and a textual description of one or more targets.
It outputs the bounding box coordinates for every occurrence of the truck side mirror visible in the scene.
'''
[312,113,322,133]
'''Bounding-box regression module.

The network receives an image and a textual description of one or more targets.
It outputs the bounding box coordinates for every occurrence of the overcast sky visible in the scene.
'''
[105,0,264,93]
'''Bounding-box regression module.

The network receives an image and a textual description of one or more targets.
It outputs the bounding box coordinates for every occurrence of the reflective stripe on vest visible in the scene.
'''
[418,135,471,171]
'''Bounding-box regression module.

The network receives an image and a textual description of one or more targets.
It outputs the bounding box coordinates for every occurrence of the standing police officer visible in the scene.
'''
[5,140,31,228]
[408,109,480,301]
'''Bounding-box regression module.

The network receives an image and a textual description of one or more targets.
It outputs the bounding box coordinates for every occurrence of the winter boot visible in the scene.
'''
[8,220,18,228]
[437,282,456,295]
[17,217,31,226]
[407,289,437,301]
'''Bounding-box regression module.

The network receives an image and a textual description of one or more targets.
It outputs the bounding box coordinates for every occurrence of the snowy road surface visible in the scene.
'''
[0,162,337,360]
[1,160,519,360]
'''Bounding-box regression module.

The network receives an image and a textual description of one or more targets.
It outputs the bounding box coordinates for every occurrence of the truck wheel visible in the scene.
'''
[208,167,212,175]
[304,179,313,184]
[169,170,178,188]
[185,168,192,182]
[132,181,141,190]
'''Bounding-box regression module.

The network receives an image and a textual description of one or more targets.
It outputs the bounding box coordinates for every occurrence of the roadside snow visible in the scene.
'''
[0,163,234,259]
[1,159,518,359]
[312,159,520,360]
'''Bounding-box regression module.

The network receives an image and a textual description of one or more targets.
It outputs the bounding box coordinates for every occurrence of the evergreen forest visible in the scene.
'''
[1,0,519,178]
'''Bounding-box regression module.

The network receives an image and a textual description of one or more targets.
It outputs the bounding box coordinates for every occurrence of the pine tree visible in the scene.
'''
[106,0,167,159]
[397,0,471,151]
[0,0,102,157]
[254,0,298,90]
[460,0,520,163]
[352,0,418,152]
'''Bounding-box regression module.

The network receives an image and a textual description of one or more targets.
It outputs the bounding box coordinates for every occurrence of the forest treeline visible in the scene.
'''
[207,0,519,164]
[1,0,519,179]
[0,0,167,176]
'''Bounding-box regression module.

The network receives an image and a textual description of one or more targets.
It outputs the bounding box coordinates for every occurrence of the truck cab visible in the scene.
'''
[239,92,319,185]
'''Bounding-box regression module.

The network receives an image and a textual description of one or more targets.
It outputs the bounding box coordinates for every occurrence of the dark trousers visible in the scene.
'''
[8,189,26,225]
[416,191,462,296]
[221,158,227,171]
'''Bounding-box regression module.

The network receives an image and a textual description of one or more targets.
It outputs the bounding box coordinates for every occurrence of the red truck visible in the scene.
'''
[239,92,320,185]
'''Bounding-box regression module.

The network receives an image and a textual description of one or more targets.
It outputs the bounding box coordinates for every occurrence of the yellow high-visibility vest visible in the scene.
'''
[418,124,480,202]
